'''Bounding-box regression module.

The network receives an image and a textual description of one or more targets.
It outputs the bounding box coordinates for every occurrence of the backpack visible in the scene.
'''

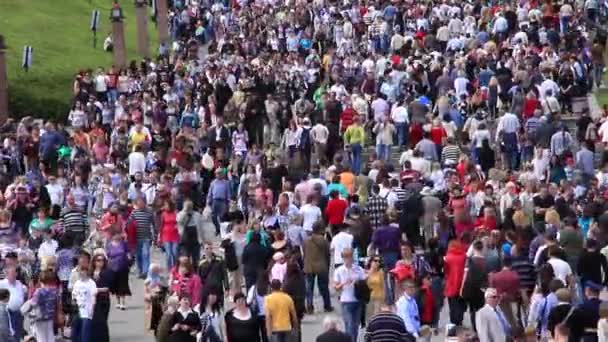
[354,278,371,303]
[461,256,488,301]
[299,128,311,151]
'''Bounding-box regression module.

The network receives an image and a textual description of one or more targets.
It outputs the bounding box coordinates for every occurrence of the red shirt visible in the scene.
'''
[325,198,348,225]
[523,98,540,119]
[160,211,180,243]
[340,108,356,132]
[430,126,446,145]
[444,242,467,297]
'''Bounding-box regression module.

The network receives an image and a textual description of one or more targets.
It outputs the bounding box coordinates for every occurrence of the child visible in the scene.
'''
[145,264,167,333]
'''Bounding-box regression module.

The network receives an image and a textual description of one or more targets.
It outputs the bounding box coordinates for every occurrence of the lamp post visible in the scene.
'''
[157,0,169,46]
[110,2,127,68]
[134,0,150,58]
[0,35,8,123]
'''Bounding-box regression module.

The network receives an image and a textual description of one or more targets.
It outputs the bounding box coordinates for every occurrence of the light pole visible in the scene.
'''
[156,0,169,46]
[0,35,8,123]
[134,0,150,58]
[111,2,127,68]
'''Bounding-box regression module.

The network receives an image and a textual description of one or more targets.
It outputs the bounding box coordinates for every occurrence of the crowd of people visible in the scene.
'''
[2,0,608,341]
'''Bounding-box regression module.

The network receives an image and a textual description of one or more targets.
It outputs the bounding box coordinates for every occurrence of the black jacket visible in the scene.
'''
[316,329,351,342]
[198,254,228,293]
[241,241,271,277]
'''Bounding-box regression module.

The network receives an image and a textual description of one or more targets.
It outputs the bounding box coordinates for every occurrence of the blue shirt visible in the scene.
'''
[576,148,594,176]
[536,293,558,333]
[396,294,420,337]
[207,179,231,204]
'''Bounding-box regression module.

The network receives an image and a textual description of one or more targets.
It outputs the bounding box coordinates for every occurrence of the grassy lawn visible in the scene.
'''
[598,88,608,108]
[0,0,158,119]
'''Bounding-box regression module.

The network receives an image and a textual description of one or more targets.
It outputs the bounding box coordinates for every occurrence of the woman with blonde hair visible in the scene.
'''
[545,209,561,228]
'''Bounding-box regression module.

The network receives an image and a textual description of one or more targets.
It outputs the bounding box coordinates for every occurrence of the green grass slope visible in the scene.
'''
[0,0,158,120]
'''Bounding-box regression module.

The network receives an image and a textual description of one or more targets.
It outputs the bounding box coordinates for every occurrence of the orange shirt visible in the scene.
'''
[340,171,355,194]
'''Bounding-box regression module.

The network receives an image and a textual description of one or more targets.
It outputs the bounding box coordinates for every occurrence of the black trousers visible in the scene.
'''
[448,296,466,326]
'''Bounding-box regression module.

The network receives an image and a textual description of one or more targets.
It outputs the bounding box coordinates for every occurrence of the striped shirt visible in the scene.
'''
[510,257,536,292]
[365,311,415,342]
[60,207,88,234]
[392,188,408,210]
[127,209,156,241]
[441,144,461,164]
[525,117,542,136]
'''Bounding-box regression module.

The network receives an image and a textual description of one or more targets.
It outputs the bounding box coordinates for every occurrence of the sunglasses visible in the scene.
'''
[372,259,380,262]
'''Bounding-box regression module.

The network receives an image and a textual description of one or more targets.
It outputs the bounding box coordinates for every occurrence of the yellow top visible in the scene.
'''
[367,269,385,301]
[130,131,147,149]
[344,125,365,145]
[264,291,295,332]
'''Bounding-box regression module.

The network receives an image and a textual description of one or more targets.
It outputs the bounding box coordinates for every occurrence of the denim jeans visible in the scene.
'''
[394,122,408,147]
[163,241,178,270]
[270,331,290,342]
[305,273,331,310]
[72,317,93,342]
[380,251,399,304]
[560,16,570,33]
[136,239,151,276]
[8,310,23,341]
[351,143,363,175]
[211,199,228,234]
[376,144,390,162]
[107,89,118,104]
[341,302,362,342]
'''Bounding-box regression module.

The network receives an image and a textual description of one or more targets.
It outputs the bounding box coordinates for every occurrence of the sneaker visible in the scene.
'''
[324,306,334,313]
[120,304,127,311]
[115,304,121,310]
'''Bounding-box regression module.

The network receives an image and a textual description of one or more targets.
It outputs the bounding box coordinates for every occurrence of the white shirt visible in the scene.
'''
[310,124,329,144]
[95,75,108,93]
[128,151,146,176]
[0,279,26,311]
[333,264,366,303]
[391,105,409,124]
[38,239,59,259]
[46,183,64,206]
[472,129,491,148]
[548,257,572,284]
[599,121,608,143]
[330,231,354,265]
[454,77,470,97]
[300,204,322,232]
[539,79,560,100]
[72,278,98,319]
[496,113,521,140]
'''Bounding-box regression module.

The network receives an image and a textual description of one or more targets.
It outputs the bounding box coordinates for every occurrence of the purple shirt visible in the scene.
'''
[372,224,401,254]
[106,241,129,272]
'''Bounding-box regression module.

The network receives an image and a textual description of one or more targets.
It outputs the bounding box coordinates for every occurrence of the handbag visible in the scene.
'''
[21,299,43,321]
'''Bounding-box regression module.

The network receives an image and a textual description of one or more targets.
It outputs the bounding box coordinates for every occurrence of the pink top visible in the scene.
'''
[92,143,109,163]
[270,262,287,283]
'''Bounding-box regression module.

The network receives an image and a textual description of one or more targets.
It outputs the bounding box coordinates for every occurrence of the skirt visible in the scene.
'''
[110,268,132,296]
